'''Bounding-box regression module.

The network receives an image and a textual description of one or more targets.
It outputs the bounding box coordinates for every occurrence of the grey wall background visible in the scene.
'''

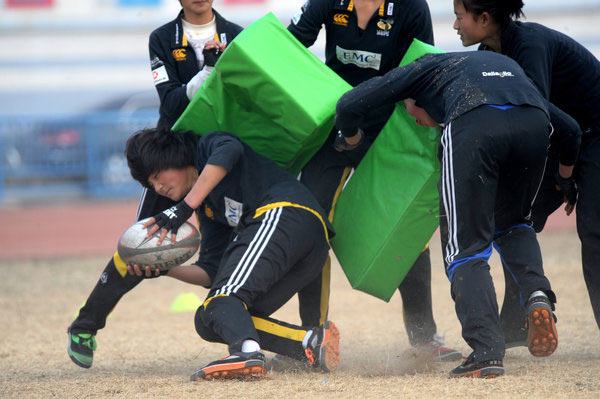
[1,0,598,116]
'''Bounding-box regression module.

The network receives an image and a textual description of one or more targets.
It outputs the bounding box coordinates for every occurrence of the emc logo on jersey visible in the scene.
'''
[336,46,382,70]
[224,197,243,227]
[333,13,349,27]
[172,48,186,61]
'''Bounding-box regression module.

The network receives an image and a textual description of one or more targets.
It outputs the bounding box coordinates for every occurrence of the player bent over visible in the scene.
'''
[125,128,340,379]
[334,51,570,377]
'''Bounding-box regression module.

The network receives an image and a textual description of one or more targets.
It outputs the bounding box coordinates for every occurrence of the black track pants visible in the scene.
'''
[439,105,554,362]
[194,206,330,357]
[576,132,600,329]
[502,131,600,334]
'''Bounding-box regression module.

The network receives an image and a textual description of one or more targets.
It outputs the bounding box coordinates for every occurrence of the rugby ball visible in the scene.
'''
[117,217,200,271]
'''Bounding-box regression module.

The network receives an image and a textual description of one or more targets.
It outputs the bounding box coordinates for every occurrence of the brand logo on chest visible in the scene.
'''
[333,13,349,27]
[172,48,187,61]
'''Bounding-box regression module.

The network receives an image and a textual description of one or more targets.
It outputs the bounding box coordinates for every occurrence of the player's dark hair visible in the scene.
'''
[125,126,199,188]
[459,0,525,26]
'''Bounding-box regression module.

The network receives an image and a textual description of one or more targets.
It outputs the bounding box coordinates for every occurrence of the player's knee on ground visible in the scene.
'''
[194,304,223,343]
[194,294,257,350]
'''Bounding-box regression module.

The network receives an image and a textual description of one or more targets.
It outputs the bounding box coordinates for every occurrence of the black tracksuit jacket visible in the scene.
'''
[149,10,243,128]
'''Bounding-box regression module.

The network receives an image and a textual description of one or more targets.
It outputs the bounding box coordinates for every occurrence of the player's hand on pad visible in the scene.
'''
[202,40,226,67]
[333,128,364,152]
[145,200,195,245]
[186,41,226,100]
[554,172,577,215]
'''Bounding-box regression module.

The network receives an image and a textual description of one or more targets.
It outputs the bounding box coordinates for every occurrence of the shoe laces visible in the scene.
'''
[75,333,97,351]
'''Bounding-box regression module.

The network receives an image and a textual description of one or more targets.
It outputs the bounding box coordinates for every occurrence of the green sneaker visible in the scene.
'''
[67,327,97,368]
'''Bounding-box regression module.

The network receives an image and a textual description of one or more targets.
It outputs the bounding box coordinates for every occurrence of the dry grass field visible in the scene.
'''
[1,230,599,398]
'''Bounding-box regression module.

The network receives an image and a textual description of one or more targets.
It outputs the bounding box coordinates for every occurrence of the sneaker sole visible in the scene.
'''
[67,349,92,369]
[190,360,266,381]
[67,331,93,369]
[450,366,505,379]
[527,305,558,357]
[318,321,340,372]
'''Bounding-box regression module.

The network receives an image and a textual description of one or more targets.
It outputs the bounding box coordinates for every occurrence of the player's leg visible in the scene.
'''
[399,247,463,361]
[492,105,557,358]
[298,135,356,327]
[192,207,337,379]
[439,108,507,378]
[499,265,527,348]
[500,151,562,348]
[399,248,436,346]
[67,188,175,368]
[575,132,600,330]
[248,213,337,372]
[493,226,556,357]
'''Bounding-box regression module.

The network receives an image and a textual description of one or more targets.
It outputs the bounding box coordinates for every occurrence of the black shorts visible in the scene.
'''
[208,206,330,317]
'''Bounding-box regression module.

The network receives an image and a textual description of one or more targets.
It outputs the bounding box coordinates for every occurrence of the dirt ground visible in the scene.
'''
[1,224,599,398]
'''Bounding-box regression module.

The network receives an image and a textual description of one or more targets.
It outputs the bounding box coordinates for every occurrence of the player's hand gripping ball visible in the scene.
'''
[118,217,200,272]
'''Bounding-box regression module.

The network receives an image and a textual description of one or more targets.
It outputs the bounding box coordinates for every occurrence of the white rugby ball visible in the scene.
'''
[117,217,200,271]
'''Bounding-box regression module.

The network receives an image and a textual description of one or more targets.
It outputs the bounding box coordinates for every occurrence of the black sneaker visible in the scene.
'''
[526,294,558,357]
[305,321,340,372]
[190,351,266,381]
[67,327,97,368]
[449,358,504,378]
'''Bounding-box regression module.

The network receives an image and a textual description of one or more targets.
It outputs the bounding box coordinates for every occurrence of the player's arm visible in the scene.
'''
[149,31,191,122]
[186,39,228,101]
[134,209,232,284]
[144,164,227,245]
[287,0,329,47]
[146,134,244,244]
[183,133,244,210]
[181,211,235,288]
[166,264,212,286]
[546,100,582,215]
[336,65,416,139]
[546,101,581,169]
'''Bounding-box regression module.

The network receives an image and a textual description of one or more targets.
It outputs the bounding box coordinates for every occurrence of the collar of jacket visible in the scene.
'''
[477,19,517,53]
[170,9,229,49]
[333,0,397,17]
[500,19,519,53]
